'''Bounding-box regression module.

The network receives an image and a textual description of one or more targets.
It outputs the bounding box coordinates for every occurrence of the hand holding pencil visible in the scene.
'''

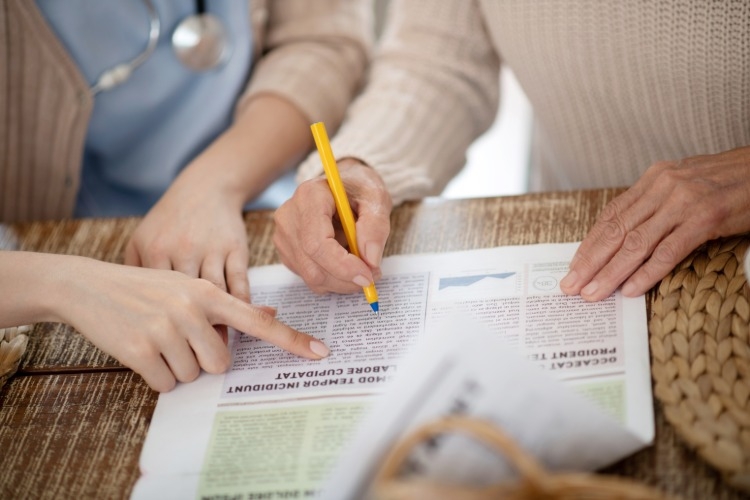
[273,124,393,304]
[310,122,380,313]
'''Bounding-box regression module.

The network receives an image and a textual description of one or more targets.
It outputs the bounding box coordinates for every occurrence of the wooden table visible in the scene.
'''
[0,189,744,499]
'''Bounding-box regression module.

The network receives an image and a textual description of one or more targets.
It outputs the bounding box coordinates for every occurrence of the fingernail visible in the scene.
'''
[581,280,599,297]
[353,275,371,287]
[310,340,330,358]
[560,270,578,289]
[365,242,382,267]
[622,281,636,296]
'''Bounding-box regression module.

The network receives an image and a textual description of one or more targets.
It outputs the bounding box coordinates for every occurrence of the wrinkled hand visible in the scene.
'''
[561,146,750,301]
[274,159,392,294]
[63,258,329,392]
[125,174,251,302]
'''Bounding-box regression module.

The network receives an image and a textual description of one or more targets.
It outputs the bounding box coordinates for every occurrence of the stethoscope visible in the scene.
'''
[91,0,230,95]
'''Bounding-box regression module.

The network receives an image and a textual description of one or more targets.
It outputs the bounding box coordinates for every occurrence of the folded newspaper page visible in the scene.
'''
[131,242,653,499]
[323,318,651,498]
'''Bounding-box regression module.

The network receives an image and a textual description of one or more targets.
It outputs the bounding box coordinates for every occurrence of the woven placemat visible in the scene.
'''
[0,325,30,391]
[650,235,750,491]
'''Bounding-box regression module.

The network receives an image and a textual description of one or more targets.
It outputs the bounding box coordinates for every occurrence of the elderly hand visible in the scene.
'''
[273,159,392,294]
[561,146,750,302]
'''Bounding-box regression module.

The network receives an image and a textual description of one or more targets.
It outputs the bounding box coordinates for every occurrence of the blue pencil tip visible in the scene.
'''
[370,302,379,313]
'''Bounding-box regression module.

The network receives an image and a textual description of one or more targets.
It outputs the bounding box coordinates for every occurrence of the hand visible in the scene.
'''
[125,167,251,302]
[59,257,329,392]
[273,159,392,294]
[561,146,750,301]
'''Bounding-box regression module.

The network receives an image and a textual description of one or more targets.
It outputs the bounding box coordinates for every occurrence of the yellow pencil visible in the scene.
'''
[310,122,380,313]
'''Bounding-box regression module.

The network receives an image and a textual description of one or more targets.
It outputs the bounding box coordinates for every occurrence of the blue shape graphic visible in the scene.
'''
[438,272,516,290]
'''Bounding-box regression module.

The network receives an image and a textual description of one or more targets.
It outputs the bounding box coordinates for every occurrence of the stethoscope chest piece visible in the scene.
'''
[172,12,230,72]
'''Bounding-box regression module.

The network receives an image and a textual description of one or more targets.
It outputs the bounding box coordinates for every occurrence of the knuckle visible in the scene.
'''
[173,290,196,311]
[195,278,221,295]
[622,229,651,256]
[652,240,680,266]
[226,269,247,286]
[572,251,597,273]
[203,359,229,375]
[176,234,196,253]
[250,307,276,329]
[296,179,320,198]
[693,200,728,233]
[179,364,201,383]
[300,262,326,288]
[127,338,160,364]
[648,160,677,174]
[598,201,620,222]
[654,167,685,192]
[668,183,692,205]
[300,233,323,259]
[600,219,626,244]
[287,328,304,349]
[145,241,167,260]
[210,351,232,373]
[210,279,228,292]
[597,203,627,243]
[152,314,176,334]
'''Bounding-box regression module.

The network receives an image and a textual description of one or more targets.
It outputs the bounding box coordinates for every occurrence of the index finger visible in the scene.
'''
[299,185,375,282]
[209,292,330,360]
[561,185,656,295]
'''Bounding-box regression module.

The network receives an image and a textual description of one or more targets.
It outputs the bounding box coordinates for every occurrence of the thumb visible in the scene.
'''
[339,158,392,273]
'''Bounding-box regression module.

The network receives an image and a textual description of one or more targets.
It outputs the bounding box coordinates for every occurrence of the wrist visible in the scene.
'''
[0,252,94,326]
[43,255,101,326]
[172,150,249,211]
[338,157,369,171]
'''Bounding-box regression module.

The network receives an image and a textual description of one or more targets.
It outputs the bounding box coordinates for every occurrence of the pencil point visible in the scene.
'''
[369,301,379,314]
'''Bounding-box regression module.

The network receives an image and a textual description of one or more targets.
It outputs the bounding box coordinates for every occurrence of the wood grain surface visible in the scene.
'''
[0,371,155,499]
[0,190,745,499]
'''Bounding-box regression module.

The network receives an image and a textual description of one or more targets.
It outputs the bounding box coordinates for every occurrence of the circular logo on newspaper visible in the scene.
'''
[533,276,557,291]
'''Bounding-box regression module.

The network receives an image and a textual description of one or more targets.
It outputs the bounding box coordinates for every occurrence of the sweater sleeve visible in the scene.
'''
[236,0,372,132]
[296,0,501,205]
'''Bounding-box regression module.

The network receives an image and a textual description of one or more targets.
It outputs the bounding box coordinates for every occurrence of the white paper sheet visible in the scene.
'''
[132,242,653,499]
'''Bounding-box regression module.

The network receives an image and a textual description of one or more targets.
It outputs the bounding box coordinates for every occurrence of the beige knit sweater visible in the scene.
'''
[0,0,371,222]
[298,0,750,205]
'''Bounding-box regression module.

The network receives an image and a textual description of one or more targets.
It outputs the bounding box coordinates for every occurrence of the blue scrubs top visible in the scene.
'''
[37,0,294,217]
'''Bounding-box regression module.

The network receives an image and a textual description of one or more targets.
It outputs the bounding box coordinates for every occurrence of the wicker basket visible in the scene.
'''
[650,235,750,490]
[369,415,674,500]
[0,325,30,390]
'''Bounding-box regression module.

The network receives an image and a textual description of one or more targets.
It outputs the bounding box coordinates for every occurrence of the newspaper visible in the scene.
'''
[131,242,653,499]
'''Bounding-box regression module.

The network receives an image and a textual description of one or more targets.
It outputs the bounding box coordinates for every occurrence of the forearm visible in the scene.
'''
[296,0,500,205]
[170,94,313,208]
[238,0,371,134]
[0,251,86,327]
